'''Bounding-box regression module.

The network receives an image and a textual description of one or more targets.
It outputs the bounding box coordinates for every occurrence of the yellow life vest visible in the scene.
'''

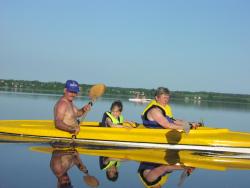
[106,112,124,125]
[138,172,170,188]
[142,99,173,118]
[102,160,121,170]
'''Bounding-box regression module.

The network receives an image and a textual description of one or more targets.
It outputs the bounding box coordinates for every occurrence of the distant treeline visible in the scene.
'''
[1,79,250,104]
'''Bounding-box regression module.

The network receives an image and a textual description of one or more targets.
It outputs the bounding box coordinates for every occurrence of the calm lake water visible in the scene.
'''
[0,91,250,188]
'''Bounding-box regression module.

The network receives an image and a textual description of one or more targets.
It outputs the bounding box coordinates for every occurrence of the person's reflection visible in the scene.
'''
[138,150,194,188]
[99,156,121,182]
[138,162,185,188]
[50,145,99,188]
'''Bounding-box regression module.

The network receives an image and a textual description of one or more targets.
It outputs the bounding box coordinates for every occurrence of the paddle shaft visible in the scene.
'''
[80,101,94,121]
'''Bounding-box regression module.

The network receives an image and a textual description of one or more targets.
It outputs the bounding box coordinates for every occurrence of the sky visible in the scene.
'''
[1,0,250,94]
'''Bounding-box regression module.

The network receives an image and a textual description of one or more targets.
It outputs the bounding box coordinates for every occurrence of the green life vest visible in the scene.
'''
[106,112,124,125]
[138,172,170,188]
[102,160,121,170]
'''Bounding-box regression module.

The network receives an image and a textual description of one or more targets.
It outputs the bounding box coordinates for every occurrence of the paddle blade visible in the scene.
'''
[88,84,106,101]
[83,175,100,188]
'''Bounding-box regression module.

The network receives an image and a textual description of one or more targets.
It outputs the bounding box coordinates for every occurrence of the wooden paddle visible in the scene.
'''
[75,150,100,187]
[87,83,106,106]
[83,175,100,188]
[75,149,100,187]
[80,83,106,121]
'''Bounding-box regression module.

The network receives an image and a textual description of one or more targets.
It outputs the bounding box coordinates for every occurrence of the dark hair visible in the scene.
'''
[155,87,170,97]
[57,173,73,188]
[110,100,123,112]
[58,183,73,188]
[106,171,119,182]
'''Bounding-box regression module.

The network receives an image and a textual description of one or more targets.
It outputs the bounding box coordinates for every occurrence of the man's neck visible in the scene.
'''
[62,96,72,103]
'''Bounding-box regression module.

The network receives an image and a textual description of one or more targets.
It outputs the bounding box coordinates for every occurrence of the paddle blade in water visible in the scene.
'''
[88,84,106,101]
[83,175,100,188]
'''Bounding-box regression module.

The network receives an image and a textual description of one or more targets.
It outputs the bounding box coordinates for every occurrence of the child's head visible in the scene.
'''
[110,100,123,118]
[106,166,119,182]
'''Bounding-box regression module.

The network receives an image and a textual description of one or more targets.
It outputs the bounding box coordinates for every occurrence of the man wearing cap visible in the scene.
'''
[54,80,91,135]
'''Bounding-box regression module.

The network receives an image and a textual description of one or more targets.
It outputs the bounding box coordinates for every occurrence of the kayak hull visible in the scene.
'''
[1,120,250,152]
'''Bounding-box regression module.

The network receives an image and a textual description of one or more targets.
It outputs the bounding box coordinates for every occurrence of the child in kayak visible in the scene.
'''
[101,100,135,128]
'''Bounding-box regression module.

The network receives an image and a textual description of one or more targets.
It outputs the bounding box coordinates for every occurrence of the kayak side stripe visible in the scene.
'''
[4,133,250,154]
[73,139,250,154]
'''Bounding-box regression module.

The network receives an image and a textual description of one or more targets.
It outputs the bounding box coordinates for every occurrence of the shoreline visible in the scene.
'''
[1,79,250,105]
[1,90,250,107]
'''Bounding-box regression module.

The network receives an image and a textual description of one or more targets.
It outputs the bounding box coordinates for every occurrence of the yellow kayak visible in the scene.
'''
[30,146,250,171]
[1,120,250,153]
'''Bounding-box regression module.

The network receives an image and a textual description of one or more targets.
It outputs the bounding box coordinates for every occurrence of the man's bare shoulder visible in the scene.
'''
[148,107,162,114]
[147,107,163,120]
[55,98,69,110]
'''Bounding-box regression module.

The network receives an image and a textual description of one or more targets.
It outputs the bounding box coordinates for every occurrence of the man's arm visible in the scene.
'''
[54,101,78,134]
[73,151,88,173]
[145,164,184,182]
[173,119,200,129]
[148,108,184,130]
[75,103,92,117]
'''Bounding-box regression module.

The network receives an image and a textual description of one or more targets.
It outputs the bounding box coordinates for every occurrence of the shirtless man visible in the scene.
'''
[50,148,87,188]
[54,80,91,135]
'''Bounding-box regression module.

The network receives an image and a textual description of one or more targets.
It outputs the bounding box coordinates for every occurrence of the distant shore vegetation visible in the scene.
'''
[1,79,250,104]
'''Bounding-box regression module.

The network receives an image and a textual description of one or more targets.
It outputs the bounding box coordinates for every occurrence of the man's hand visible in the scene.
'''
[182,122,191,133]
[82,103,92,113]
[74,126,80,135]
[189,122,200,129]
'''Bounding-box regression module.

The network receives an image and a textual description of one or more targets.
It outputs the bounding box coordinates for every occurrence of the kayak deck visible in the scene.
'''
[1,120,250,151]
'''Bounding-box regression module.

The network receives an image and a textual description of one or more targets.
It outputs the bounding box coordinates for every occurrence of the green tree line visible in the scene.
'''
[1,79,250,104]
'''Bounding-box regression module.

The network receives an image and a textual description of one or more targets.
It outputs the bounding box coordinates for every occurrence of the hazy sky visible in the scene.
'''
[1,0,250,94]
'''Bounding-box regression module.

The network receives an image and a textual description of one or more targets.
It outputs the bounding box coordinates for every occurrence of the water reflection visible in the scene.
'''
[1,132,250,170]
[171,99,250,112]
[50,143,99,188]
[30,143,250,171]
[99,156,121,182]
[44,144,196,188]
[137,149,194,188]
[0,91,61,101]
[2,91,250,112]
[1,132,250,188]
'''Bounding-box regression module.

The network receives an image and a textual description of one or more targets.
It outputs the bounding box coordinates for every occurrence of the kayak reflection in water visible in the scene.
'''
[138,150,194,188]
[141,87,200,133]
[99,156,121,182]
[50,145,99,188]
